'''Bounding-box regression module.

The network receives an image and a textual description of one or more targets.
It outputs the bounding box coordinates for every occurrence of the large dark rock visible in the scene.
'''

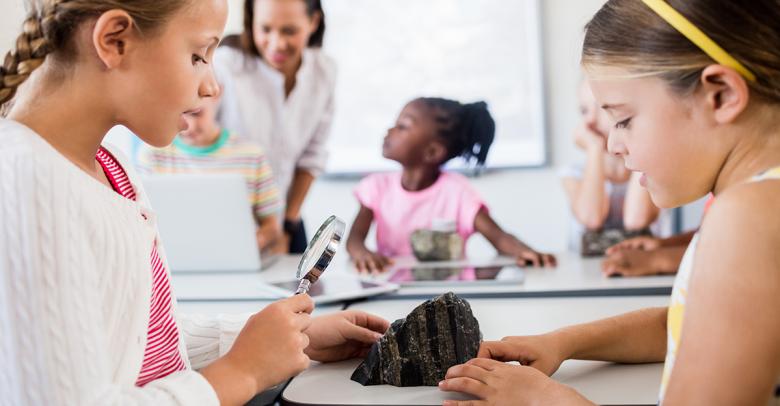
[350,292,482,387]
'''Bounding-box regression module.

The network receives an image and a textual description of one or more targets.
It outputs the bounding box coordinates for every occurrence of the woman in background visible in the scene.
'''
[215,0,335,253]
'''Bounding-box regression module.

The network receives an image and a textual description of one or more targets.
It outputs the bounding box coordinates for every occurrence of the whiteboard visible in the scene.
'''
[322,0,546,174]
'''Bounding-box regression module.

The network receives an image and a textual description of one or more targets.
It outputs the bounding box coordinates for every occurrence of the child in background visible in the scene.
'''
[561,81,670,255]
[139,89,283,253]
[346,98,556,273]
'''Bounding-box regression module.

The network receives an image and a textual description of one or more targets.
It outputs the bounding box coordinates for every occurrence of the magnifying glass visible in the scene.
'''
[294,215,346,295]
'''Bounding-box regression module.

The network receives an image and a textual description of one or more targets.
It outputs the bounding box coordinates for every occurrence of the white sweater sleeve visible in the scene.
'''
[178,312,251,370]
[0,143,218,405]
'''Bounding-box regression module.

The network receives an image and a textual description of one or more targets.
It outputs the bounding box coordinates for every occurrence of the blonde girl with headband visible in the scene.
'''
[440,0,780,404]
[0,1,388,404]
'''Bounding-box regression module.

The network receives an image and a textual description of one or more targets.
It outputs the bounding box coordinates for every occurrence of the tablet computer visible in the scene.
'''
[261,274,399,305]
[387,265,525,286]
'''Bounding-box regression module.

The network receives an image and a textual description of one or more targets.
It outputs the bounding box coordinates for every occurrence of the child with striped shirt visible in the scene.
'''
[139,89,283,252]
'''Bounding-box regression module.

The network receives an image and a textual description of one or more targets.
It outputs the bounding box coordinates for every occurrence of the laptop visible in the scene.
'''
[142,173,262,273]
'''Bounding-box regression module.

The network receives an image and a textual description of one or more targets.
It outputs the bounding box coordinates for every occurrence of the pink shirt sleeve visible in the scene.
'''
[455,177,487,238]
[354,174,381,211]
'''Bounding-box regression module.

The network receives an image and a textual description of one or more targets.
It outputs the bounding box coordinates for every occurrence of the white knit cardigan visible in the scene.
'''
[0,119,246,404]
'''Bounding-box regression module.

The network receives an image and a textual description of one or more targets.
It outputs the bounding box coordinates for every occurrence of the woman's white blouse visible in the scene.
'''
[214,46,337,208]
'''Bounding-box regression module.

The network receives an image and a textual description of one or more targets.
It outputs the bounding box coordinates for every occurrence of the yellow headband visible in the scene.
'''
[641,0,756,82]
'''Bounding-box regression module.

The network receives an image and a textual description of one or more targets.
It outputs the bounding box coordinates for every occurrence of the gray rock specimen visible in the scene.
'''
[350,292,482,387]
[410,229,464,261]
[581,228,652,257]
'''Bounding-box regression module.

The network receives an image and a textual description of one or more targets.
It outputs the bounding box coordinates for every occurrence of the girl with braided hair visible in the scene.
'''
[0,1,388,404]
[346,97,557,273]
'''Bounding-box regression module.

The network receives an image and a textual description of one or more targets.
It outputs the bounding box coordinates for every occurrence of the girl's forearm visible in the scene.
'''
[553,307,668,364]
[346,206,374,256]
[495,233,531,256]
[573,148,609,230]
[257,216,282,250]
[285,169,316,221]
[346,236,369,256]
[623,172,660,231]
[200,357,258,406]
[660,230,697,247]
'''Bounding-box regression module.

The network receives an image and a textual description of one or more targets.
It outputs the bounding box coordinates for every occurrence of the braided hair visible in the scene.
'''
[0,10,50,112]
[416,97,496,167]
[0,0,191,116]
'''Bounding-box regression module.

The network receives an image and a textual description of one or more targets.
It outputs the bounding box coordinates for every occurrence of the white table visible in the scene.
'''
[172,256,349,314]
[382,252,675,297]
[282,295,670,406]
[171,256,308,302]
[172,253,675,302]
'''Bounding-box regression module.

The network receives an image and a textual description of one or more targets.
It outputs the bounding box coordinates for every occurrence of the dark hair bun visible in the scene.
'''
[460,101,495,165]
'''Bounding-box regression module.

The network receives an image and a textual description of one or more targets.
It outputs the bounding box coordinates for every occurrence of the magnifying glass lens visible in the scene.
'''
[295,215,346,295]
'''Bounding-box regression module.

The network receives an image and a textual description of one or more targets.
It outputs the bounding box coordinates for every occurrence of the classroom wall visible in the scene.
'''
[3,1,701,257]
[1,1,27,51]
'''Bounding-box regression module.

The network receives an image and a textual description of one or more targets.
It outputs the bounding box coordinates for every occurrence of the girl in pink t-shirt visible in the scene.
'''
[346,98,557,272]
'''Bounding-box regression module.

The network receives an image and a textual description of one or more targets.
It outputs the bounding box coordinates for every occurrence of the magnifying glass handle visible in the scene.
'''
[294,279,311,295]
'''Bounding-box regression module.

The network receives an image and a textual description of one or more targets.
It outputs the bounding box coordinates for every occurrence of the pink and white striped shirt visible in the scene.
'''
[96,147,186,387]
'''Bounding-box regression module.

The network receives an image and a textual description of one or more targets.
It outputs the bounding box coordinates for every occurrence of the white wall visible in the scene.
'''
[220,0,602,168]
[1,1,28,51]
[2,0,656,256]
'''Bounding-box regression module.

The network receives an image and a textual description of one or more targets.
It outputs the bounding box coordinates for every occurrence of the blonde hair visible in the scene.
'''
[0,0,191,112]
[581,0,780,103]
